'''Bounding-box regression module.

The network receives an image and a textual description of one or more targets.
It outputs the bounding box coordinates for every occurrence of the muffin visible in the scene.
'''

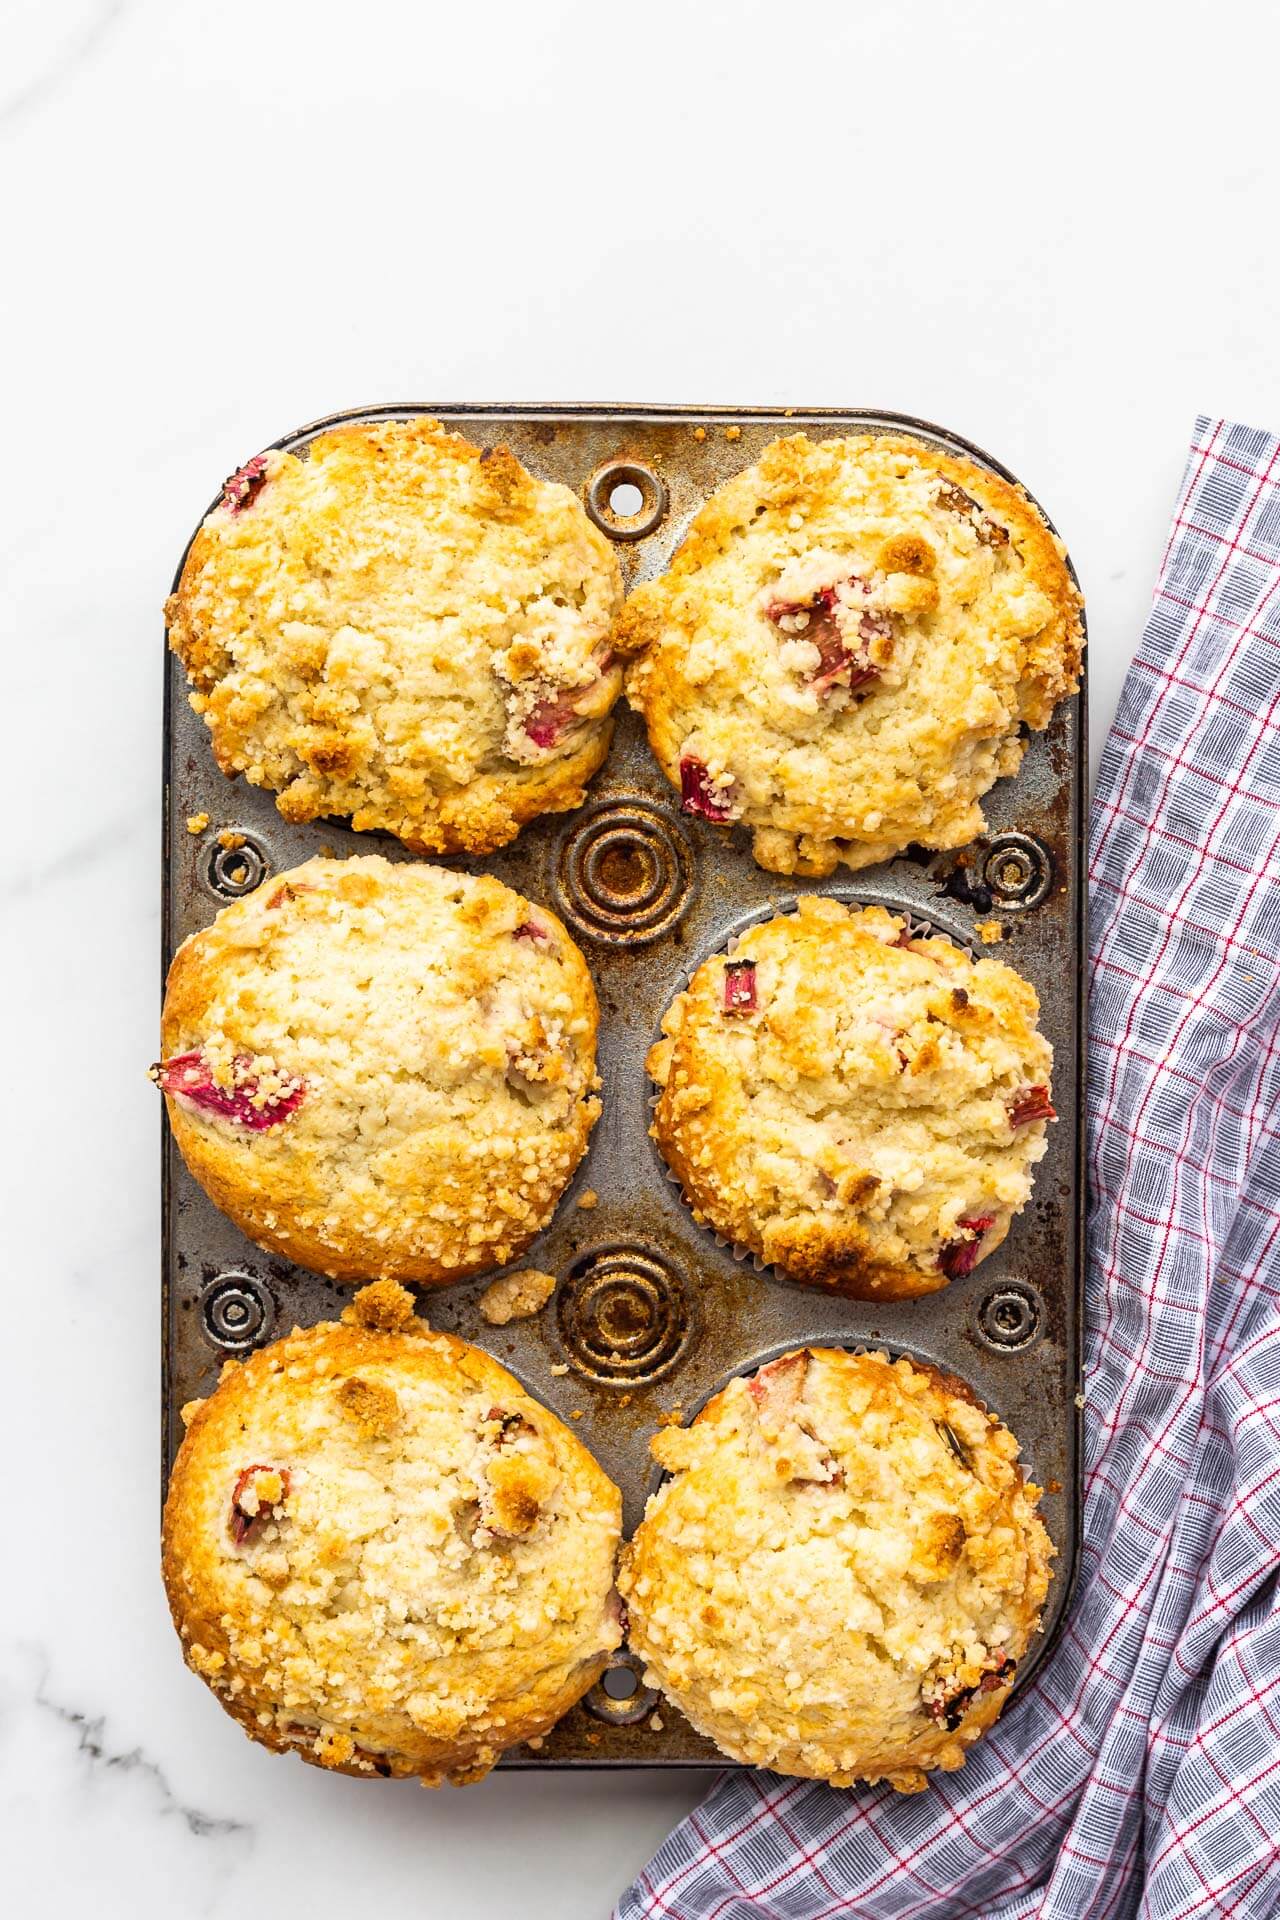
[153,855,600,1285]
[163,1281,623,1783]
[619,1346,1053,1789]
[166,417,624,855]
[648,897,1054,1299]
[614,432,1082,876]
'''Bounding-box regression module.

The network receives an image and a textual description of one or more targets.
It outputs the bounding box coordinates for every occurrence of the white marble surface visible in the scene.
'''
[6,1,1280,1914]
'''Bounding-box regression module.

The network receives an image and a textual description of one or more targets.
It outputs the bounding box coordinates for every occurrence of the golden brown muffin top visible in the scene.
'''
[163,1283,623,1784]
[620,1346,1053,1789]
[155,855,600,1284]
[648,897,1054,1299]
[617,433,1082,876]
[167,417,624,855]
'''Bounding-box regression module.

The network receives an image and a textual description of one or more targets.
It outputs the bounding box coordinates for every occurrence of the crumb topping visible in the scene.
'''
[620,1347,1052,1787]
[616,433,1082,878]
[166,419,624,858]
[158,856,601,1285]
[163,1314,623,1784]
[648,898,1054,1297]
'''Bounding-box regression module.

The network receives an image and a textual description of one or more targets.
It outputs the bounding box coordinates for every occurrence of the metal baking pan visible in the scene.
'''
[162,405,1086,1770]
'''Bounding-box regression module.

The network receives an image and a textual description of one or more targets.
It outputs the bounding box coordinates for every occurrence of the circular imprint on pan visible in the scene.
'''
[981,833,1053,911]
[584,460,668,541]
[200,1272,274,1352]
[583,1649,660,1726]
[204,834,269,899]
[976,1280,1042,1351]
[555,801,694,946]
[557,1245,693,1385]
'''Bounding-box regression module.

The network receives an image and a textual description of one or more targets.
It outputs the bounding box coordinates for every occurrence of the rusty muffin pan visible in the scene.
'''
[162,405,1086,1770]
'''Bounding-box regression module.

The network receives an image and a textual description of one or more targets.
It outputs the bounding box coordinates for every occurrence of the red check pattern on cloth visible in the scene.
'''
[615,418,1280,1920]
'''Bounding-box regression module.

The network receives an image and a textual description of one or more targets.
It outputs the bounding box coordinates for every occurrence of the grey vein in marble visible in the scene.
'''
[30,1658,251,1842]
[1,0,130,136]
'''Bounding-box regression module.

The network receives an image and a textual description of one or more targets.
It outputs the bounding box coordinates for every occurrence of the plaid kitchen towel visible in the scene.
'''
[615,418,1280,1920]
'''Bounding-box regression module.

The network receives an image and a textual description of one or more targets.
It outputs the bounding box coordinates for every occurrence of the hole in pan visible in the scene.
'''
[585,460,668,541]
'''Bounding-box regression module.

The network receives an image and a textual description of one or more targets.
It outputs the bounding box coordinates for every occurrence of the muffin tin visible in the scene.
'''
[162,405,1086,1771]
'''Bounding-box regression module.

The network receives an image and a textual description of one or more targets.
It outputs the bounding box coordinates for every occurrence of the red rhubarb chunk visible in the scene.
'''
[723,959,757,1014]
[747,1350,809,1419]
[486,1408,533,1447]
[154,1049,305,1131]
[767,579,886,694]
[1009,1085,1056,1127]
[221,455,269,515]
[836,604,894,691]
[513,919,551,945]
[938,1214,997,1280]
[935,482,1009,549]
[524,660,610,750]
[679,756,732,821]
[524,692,579,749]
[927,1684,975,1730]
[266,881,311,909]
[229,1464,290,1545]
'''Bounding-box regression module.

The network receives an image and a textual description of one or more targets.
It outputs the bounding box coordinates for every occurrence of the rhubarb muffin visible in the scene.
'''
[167,417,624,855]
[614,432,1082,876]
[163,1281,624,1783]
[619,1346,1053,1789]
[648,897,1054,1299]
[153,855,600,1285]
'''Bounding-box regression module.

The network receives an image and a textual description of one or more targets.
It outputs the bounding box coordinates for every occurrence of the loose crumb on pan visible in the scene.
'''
[550,1363,570,1377]
[692,427,707,442]
[724,425,742,441]
[217,830,246,851]
[478,1268,558,1326]
[975,919,1005,943]
[186,812,210,834]
[341,1279,423,1334]
[576,1189,599,1211]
